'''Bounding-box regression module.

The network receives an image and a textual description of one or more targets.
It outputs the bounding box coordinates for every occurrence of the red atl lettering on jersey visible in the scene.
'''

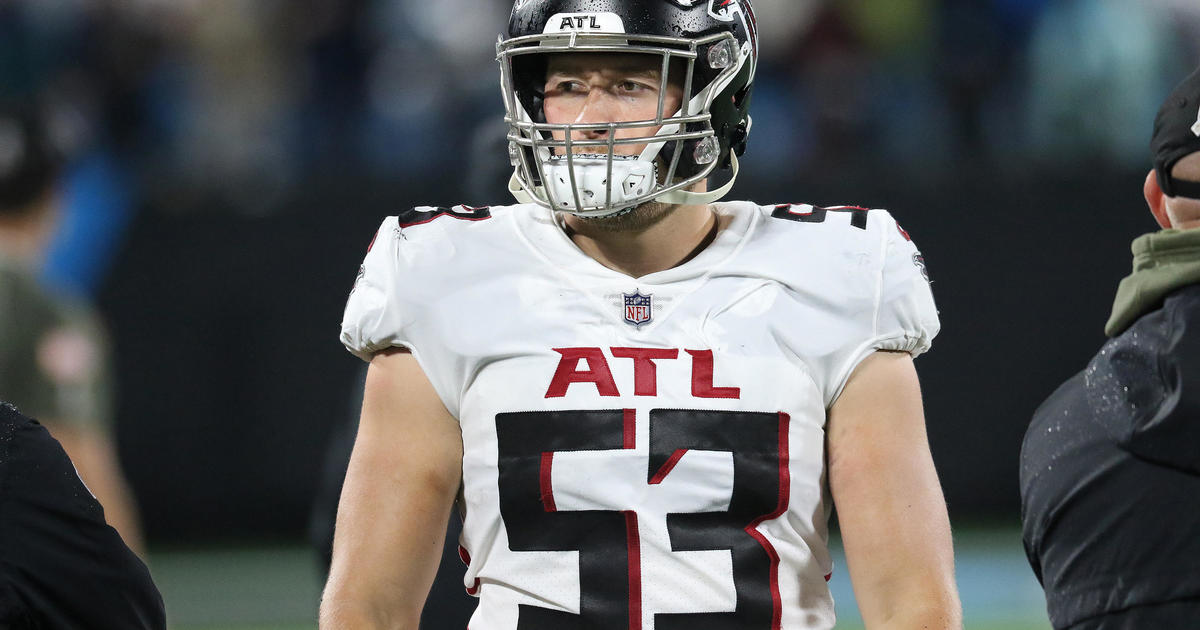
[545,347,741,399]
[545,348,620,397]
[685,350,742,399]
[610,347,679,396]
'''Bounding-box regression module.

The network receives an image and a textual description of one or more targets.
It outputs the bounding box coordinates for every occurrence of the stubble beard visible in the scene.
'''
[572,155,680,233]
[575,199,676,233]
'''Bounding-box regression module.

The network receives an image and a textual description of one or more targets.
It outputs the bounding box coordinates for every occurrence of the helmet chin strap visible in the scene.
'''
[509,174,536,205]
[655,152,739,206]
[508,152,740,210]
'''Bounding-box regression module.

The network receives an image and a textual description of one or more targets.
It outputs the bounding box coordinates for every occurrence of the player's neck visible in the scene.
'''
[561,201,720,278]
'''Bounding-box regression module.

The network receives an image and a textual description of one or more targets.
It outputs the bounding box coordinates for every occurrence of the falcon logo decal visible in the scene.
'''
[708,0,738,21]
[707,0,757,79]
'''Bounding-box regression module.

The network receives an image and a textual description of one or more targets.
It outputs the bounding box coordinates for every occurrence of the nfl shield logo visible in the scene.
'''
[623,291,653,327]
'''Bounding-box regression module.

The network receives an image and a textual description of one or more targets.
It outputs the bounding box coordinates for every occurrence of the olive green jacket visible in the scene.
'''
[1107,228,1200,336]
[0,254,110,429]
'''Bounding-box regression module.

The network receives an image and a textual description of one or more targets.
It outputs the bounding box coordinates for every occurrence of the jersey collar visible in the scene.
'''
[512,200,760,286]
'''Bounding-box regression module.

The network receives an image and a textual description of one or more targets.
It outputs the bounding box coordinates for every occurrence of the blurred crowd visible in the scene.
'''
[5,0,1200,232]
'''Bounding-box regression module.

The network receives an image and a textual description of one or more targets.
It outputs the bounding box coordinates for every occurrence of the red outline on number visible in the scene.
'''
[623,409,637,449]
[540,452,557,512]
[625,511,642,630]
[623,410,641,630]
[649,449,688,485]
[743,412,790,630]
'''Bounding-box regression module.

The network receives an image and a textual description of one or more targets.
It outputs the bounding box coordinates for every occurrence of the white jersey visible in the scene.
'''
[340,200,939,630]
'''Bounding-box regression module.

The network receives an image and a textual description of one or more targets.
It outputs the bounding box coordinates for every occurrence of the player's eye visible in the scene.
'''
[548,80,584,94]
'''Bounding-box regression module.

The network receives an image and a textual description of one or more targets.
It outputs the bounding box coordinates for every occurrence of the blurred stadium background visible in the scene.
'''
[5,0,1200,627]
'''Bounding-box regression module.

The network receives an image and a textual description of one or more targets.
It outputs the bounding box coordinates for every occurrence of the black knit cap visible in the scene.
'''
[1152,66,1200,199]
[0,103,61,216]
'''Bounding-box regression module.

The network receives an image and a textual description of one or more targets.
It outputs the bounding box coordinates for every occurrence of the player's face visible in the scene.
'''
[543,53,684,156]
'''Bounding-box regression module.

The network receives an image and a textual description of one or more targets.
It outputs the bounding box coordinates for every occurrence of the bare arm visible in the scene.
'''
[319,349,464,629]
[827,351,961,630]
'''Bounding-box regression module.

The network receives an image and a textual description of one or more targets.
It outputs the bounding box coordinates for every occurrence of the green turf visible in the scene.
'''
[837,625,1045,630]
[151,528,1052,629]
[185,626,314,630]
[149,546,319,629]
[183,625,1045,630]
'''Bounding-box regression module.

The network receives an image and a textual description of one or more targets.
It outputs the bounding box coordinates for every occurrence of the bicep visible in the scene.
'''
[321,349,463,627]
[827,351,960,628]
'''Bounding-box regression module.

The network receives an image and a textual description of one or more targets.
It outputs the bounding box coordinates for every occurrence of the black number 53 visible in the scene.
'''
[495,408,791,630]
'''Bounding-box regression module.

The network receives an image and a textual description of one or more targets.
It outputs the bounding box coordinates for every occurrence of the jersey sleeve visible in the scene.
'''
[340,217,412,361]
[826,212,940,405]
[338,207,496,421]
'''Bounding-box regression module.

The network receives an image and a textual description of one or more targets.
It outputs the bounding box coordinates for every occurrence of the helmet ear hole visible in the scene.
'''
[511,55,549,123]
[731,122,749,157]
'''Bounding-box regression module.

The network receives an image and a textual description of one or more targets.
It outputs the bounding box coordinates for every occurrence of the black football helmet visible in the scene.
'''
[498,0,758,217]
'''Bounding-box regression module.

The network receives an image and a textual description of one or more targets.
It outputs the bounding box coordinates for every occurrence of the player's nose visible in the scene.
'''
[572,89,617,140]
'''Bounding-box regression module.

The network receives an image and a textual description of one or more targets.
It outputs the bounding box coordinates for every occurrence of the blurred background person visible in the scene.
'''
[0,402,165,628]
[1020,65,1200,629]
[0,102,145,554]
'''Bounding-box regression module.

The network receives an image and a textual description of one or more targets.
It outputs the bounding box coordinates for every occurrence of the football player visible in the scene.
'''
[321,1,961,629]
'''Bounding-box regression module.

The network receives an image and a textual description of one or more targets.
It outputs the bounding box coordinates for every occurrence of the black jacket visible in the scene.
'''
[1020,284,1200,629]
[0,403,166,629]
